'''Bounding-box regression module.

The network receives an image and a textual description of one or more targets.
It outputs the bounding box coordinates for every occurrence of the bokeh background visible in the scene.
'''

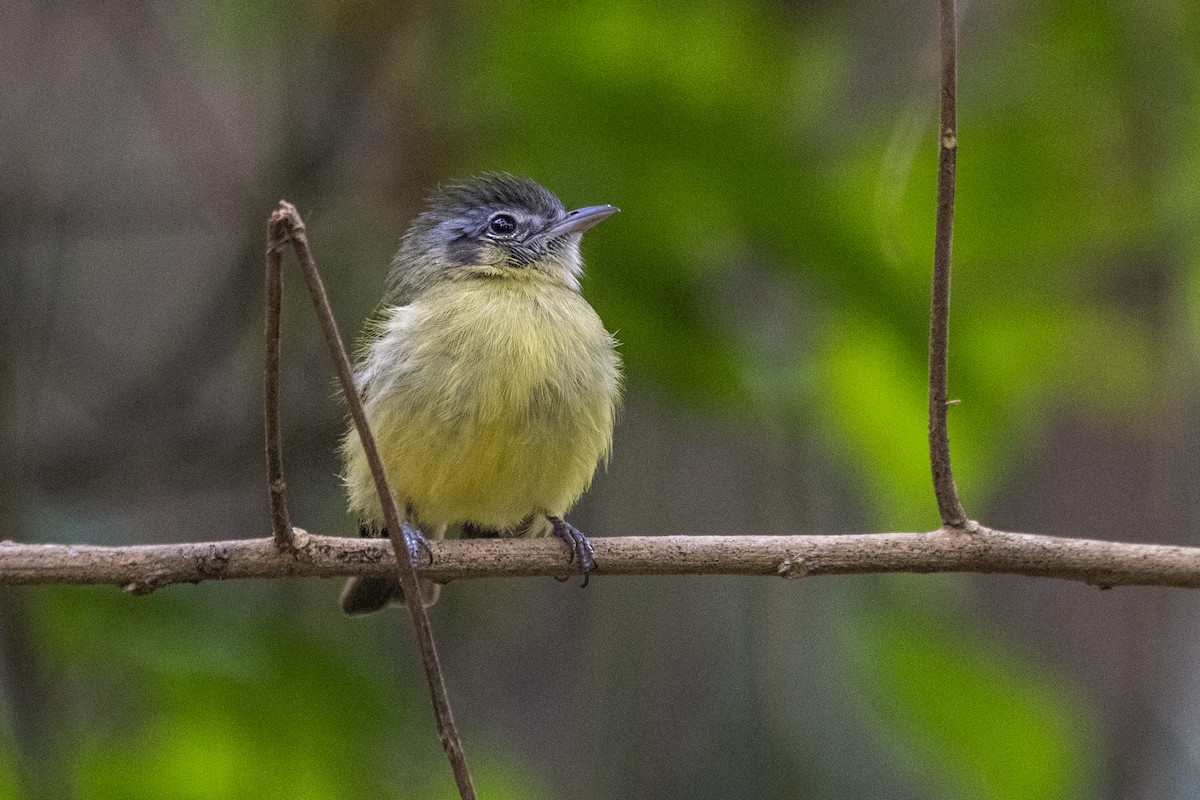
[2,0,1200,797]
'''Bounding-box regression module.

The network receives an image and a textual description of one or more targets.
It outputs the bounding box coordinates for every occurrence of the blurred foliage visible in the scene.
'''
[849,578,1096,799]
[448,0,1187,534]
[5,0,1200,796]
[17,584,548,800]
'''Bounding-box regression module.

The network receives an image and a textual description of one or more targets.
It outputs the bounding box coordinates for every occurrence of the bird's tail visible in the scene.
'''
[340,523,444,615]
[340,575,442,614]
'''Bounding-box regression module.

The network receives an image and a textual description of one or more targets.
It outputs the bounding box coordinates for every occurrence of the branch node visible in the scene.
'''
[943,519,981,534]
[122,576,163,595]
[194,546,232,579]
[777,556,809,579]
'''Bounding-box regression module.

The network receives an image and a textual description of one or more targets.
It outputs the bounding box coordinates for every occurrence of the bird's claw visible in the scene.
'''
[401,521,433,567]
[548,516,597,587]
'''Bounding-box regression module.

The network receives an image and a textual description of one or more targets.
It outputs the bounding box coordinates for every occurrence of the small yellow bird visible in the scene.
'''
[340,174,622,614]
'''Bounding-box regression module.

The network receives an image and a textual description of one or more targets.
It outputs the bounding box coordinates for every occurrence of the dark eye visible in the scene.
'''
[487,213,517,236]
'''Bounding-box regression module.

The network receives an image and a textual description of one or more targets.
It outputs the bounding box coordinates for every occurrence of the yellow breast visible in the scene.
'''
[342,274,621,531]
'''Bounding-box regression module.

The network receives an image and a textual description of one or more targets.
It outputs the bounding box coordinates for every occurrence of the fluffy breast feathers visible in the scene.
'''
[342,275,621,531]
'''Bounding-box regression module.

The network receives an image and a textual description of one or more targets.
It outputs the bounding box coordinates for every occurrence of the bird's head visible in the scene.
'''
[386,173,618,301]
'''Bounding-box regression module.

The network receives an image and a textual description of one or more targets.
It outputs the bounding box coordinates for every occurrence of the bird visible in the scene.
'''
[339,173,622,614]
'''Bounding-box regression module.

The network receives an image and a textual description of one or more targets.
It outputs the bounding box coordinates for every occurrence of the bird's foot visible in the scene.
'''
[548,515,597,587]
[365,523,433,566]
[401,520,433,567]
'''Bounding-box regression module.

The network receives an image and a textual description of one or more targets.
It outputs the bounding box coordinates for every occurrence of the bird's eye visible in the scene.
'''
[487,213,517,236]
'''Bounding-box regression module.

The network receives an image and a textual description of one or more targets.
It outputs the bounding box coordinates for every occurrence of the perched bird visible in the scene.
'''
[340,174,622,614]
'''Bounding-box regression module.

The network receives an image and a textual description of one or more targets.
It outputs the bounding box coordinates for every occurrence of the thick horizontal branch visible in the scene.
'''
[4,527,1200,592]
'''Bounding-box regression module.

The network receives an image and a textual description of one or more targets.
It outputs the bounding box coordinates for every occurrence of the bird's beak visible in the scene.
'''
[544,205,620,239]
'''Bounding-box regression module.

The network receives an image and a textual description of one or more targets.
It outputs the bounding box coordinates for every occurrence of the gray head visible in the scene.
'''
[385,174,618,304]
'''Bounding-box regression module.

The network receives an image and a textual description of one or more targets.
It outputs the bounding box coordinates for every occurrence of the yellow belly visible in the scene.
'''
[342,275,621,532]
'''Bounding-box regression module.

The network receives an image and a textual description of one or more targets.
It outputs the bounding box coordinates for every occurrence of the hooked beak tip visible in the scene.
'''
[546,204,620,238]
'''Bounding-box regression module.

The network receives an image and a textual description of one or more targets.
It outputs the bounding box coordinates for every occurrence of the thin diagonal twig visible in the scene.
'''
[266,203,475,799]
[928,0,969,528]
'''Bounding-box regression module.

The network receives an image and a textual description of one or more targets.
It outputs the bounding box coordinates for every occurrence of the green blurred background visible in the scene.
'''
[2,0,1200,797]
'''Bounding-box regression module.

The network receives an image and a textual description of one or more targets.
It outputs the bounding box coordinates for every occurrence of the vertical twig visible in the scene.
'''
[929,0,970,528]
[267,202,476,799]
[265,227,294,548]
